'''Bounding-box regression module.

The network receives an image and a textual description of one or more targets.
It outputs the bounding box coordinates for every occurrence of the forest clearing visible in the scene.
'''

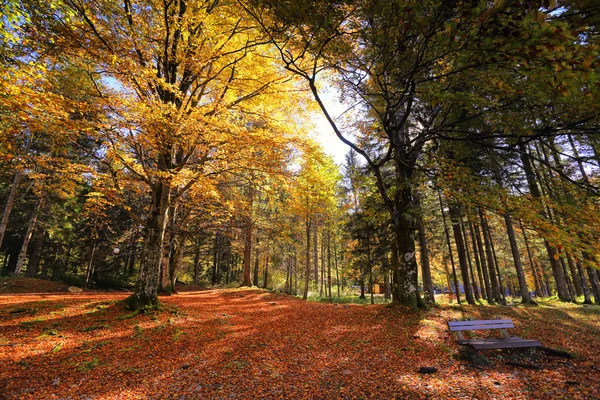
[2,1,600,398]
[1,279,599,399]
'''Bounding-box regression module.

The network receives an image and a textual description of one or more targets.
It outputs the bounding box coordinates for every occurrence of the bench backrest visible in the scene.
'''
[447,319,514,332]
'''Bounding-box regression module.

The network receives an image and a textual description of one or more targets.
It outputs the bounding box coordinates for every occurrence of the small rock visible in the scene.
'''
[418,367,437,374]
[182,364,190,370]
[68,286,83,293]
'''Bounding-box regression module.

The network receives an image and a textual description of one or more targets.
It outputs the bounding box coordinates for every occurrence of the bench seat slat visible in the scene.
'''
[457,338,542,350]
[448,319,514,331]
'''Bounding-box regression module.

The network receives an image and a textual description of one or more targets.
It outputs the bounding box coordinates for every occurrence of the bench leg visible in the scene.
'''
[458,345,490,366]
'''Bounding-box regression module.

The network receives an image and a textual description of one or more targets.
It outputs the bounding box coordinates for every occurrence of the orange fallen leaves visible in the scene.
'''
[0,281,598,399]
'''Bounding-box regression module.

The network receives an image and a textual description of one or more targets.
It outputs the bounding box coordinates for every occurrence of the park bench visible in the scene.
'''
[447,319,542,353]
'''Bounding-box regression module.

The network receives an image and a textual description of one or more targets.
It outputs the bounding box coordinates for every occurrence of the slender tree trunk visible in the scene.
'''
[468,221,486,301]
[480,209,504,304]
[519,143,571,301]
[263,243,269,289]
[14,198,43,276]
[449,204,475,304]
[443,259,454,303]
[320,230,325,297]
[327,229,332,299]
[559,256,576,301]
[253,236,260,287]
[170,233,186,293]
[0,138,32,250]
[193,236,201,285]
[472,220,493,303]
[461,218,479,301]
[334,233,340,298]
[488,225,507,303]
[241,181,255,287]
[416,192,434,303]
[313,222,318,291]
[304,218,311,300]
[503,213,534,304]
[519,220,543,297]
[439,192,461,303]
[84,241,96,289]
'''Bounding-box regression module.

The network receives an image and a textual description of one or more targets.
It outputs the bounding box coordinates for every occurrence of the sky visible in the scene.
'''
[310,89,352,167]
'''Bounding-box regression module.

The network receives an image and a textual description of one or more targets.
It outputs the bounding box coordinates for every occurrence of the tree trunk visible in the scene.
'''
[253,236,260,287]
[170,233,186,293]
[519,219,543,297]
[468,220,486,301]
[84,241,96,288]
[480,209,504,304]
[25,227,45,278]
[518,143,571,301]
[334,233,340,298]
[565,253,583,298]
[449,204,475,304]
[0,138,32,250]
[461,218,479,301]
[193,236,201,285]
[503,213,534,304]
[126,181,170,310]
[488,225,507,303]
[241,181,255,287]
[327,229,332,300]
[587,266,600,304]
[472,220,494,303]
[574,257,592,304]
[443,259,454,303]
[262,244,269,289]
[303,218,311,300]
[439,192,461,304]
[14,198,43,276]
[416,192,435,303]
[314,222,319,292]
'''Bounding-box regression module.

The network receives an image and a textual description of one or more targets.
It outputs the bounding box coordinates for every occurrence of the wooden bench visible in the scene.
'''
[448,319,542,352]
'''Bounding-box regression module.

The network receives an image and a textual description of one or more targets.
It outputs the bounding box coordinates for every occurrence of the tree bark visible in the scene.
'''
[416,192,435,303]
[126,181,170,310]
[480,209,504,304]
[518,143,571,301]
[14,198,43,276]
[439,193,460,303]
[253,236,260,287]
[472,220,493,303]
[25,227,45,278]
[449,204,475,304]
[241,181,255,287]
[303,218,311,300]
[461,218,479,301]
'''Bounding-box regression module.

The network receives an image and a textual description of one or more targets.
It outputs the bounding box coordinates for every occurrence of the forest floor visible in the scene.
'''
[1,278,599,399]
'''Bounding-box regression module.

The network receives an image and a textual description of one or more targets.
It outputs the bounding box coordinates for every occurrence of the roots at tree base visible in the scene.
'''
[125,293,160,312]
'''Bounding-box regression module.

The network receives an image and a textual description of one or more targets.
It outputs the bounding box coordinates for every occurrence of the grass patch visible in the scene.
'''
[82,340,111,353]
[77,357,100,372]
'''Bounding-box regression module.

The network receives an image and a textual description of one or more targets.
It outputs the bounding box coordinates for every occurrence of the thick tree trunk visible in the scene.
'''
[449,204,475,304]
[565,253,583,298]
[84,241,96,288]
[14,198,43,276]
[574,257,592,304]
[587,266,600,304]
[126,181,170,310]
[25,227,45,278]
